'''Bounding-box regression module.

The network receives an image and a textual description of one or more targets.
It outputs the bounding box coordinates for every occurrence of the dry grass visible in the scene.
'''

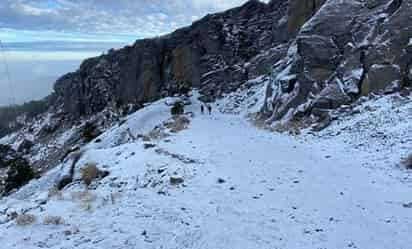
[71,190,97,202]
[271,121,303,135]
[71,190,97,211]
[48,187,63,200]
[16,213,36,226]
[43,216,64,225]
[165,116,190,133]
[80,162,100,186]
[402,153,412,169]
[146,127,169,140]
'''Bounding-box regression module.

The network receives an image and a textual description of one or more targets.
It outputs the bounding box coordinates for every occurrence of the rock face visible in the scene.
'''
[262,0,412,124]
[51,0,289,117]
[287,0,327,36]
[4,0,412,134]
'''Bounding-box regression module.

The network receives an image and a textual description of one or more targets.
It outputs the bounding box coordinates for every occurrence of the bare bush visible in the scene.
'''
[71,190,97,211]
[16,213,36,226]
[147,127,169,140]
[43,216,64,225]
[80,162,108,186]
[71,190,97,203]
[165,116,190,133]
[48,187,63,200]
[271,121,303,135]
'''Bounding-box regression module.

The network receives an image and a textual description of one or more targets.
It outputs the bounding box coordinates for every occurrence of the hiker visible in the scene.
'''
[201,105,204,114]
[207,105,212,115]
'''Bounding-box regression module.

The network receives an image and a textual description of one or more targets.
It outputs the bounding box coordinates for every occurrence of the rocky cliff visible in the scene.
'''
[51,0,290,118]
[262,0,412,126]
[5,0,412,134]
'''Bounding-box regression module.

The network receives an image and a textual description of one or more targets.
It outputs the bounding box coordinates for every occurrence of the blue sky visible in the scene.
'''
[0,0,263,105]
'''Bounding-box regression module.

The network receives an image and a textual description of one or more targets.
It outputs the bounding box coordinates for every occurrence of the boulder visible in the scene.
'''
[262,0,412,124]
[312,78,351,109]
[362,64,401,95]
[17,139,34,154]
[287,0,327,36]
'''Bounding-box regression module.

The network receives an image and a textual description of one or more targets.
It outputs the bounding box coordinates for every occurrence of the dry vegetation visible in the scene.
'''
[80,162,105,186]
[71,190,97,211]
[164,115,191,133]
[43,216,64,225]
[270,120,304,136]
[15,213,36,226]
[146,126,169,140]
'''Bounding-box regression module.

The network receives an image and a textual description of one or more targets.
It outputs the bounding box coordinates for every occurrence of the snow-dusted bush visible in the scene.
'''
[165,116,190,133]
[80,162,108,186]
[43,216,64,225]
[15,214,36,226]
[71,190,97,211]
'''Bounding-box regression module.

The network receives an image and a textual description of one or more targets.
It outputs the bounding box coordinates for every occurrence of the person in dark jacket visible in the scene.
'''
[207,105,212,115]
[201,105,204,114]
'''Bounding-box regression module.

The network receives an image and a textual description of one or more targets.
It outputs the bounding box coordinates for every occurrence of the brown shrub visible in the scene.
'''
[80,163,100,186]
[43,216,64,225]
[71,190,97,203]
[16,213,36,226]
[165,116,190,133]
[71,190,97,211]
[271,121,303,135]
[147,127,169,140]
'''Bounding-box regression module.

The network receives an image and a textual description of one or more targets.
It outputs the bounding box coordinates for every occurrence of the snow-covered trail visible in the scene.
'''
[1,100,412,249]
[161,111,412,249]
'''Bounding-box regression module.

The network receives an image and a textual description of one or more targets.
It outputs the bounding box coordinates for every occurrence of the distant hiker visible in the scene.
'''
[207,105,212,115]
[201,105,204,114]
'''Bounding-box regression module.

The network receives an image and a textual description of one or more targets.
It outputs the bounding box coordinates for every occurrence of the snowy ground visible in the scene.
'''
[0,92,412,249]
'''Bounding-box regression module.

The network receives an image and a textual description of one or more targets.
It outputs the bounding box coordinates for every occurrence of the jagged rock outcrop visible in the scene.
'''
[287,0,327,36]
[262,0,412,125]
[51,0,289,118]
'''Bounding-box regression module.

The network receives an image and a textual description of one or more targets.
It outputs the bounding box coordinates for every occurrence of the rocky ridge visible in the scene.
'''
[50,0,289,118]
[261,0,412,127]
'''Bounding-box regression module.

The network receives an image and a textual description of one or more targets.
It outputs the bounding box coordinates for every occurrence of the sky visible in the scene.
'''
[0,0,262,106]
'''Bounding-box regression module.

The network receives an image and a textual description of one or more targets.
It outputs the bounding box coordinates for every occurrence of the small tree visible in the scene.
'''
[4,157,36,194]
[171,101,184,116]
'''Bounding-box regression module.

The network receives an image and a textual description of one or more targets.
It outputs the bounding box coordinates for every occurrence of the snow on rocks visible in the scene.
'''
[0,90,412,248]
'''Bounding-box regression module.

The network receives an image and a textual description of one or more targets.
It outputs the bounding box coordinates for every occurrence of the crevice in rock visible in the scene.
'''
[56,152,83,190]
[386,0,403,16]
[356,48,369,98]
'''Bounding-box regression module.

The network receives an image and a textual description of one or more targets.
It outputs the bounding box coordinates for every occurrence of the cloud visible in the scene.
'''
[0,0,266,37]
[0,0,270,105]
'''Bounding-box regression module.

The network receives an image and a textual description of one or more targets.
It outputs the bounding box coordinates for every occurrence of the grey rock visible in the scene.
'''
[312,79,351,109]
[17,139,34,154]
[49,0,290,117]
[362,64,401,94]
[262,0,412,125]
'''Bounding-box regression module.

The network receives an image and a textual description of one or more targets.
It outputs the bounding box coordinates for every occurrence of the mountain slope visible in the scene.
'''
[1,91,412,249]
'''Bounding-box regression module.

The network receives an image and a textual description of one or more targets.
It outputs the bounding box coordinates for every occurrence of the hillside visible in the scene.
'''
[1,0,412,248]
[1,90,412,248]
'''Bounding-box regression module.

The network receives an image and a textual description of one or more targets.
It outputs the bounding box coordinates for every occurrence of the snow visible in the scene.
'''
[0,91,412,249]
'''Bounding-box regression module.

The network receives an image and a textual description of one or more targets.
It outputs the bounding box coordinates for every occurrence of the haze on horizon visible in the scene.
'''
[0,0,267,106]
